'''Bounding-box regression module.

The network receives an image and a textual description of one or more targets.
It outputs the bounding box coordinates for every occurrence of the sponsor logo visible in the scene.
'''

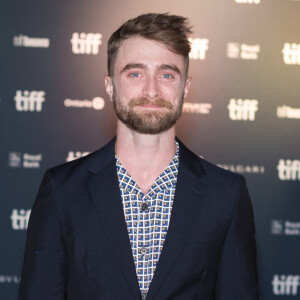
[277,105,300,119]
[282,43,300,65]
[8,152,42,168]
[14,90,45,112]
[189,38,209,60]
[227,43,260,60]
[8,152,22,168]
[228,99,258,121]
[271,220,300,236]
[272,275,300,295]
[277,159,300,181]
[64,97,105,110]
[182,102,212,114]
[70,32,102,55]
[13,34,50,48]
[271,220,283,235]
[218,164,265,174]
[235,0,260,3]
[66,151,90,162]
[11,209,31,230]
[0,275,21,284]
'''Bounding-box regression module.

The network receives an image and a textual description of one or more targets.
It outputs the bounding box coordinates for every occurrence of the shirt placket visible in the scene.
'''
[116,143,179,299]
[139,192,151,294]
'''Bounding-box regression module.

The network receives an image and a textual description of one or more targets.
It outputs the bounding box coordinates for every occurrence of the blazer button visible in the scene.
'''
[140,202,149,212]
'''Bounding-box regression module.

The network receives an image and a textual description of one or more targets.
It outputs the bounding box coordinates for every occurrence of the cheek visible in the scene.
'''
[160,85,183,101]
[118,81,143,97]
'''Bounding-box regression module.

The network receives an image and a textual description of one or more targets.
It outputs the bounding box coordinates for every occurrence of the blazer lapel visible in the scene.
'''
[146,140,209,300]
[86,139,141,300]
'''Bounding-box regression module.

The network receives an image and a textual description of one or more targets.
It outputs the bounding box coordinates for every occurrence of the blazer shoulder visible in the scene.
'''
[200,157,243,182]
[45,137,116,189]
[199,157,249,207]
[178,138,242,184]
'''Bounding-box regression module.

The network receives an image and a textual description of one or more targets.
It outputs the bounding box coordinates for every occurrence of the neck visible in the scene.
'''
[115,122,177,195]
[115,121,176,163]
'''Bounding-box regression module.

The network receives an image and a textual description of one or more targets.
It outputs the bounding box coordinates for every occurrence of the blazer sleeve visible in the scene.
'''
[19,170,66,300]
[215,176,258,299]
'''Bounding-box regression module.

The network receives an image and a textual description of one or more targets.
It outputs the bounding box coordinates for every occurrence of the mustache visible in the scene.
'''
[129,98,173,109]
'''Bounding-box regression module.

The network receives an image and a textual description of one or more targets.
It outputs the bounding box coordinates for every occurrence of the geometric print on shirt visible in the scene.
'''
[115,141,179,299]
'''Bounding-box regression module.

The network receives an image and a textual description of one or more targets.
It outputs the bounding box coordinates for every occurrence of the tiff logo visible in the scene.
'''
[272,275,300,295]
[228,99,258,121]
[70,32,102,55]
[14,90,45,112]
[66,151,90,162]
[10,209,31,230]
[282,43,300,65]
[277,159,300,181]
[189,38,209,60]
[227,43,260,60]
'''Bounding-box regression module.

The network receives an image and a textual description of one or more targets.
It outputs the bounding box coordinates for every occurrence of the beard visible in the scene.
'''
[113,89,184,135]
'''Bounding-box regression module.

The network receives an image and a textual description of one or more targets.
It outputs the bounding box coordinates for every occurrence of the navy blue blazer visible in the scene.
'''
[19,138,258,300]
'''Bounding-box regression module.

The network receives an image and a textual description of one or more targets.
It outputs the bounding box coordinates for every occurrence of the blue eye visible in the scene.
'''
[162,74,173,79]
[130,72,140,77]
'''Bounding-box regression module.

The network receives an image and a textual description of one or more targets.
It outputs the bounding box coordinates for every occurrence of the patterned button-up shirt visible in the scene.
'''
[115,141,179,297]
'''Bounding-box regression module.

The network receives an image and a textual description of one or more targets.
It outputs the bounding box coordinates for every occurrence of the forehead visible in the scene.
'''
[114,37,185,72]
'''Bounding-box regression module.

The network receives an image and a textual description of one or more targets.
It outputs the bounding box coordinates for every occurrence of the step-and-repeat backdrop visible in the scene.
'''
[1,0,299,299]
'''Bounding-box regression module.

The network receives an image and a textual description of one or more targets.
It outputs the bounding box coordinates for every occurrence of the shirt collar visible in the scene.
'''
[116,141,179,195]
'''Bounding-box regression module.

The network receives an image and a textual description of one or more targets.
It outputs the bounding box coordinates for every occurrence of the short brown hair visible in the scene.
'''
[107,13,192,77]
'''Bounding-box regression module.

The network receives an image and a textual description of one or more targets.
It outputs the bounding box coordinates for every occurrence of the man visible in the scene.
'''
[20,13,258,300]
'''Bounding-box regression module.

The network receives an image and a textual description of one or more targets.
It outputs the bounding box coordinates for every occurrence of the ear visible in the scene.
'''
[104,75,113,101]
[183,77,192,99]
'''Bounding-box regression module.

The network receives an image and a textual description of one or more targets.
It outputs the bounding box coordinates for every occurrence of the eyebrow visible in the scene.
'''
[159,64,181,75]
[121,63,145,73]
[120,63,182,76]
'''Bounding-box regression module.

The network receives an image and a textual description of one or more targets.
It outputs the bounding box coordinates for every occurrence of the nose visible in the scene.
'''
[142,76,160,99]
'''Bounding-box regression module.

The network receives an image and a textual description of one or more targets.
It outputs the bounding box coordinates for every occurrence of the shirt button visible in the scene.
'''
[141,290,147,300]
[140,202,149,212]
[140,247,147,256]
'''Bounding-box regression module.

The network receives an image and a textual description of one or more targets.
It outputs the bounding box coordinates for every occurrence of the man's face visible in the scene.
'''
[105,37,191,134]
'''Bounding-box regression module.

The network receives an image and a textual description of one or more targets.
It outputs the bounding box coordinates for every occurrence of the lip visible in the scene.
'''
[137,104,165,109]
